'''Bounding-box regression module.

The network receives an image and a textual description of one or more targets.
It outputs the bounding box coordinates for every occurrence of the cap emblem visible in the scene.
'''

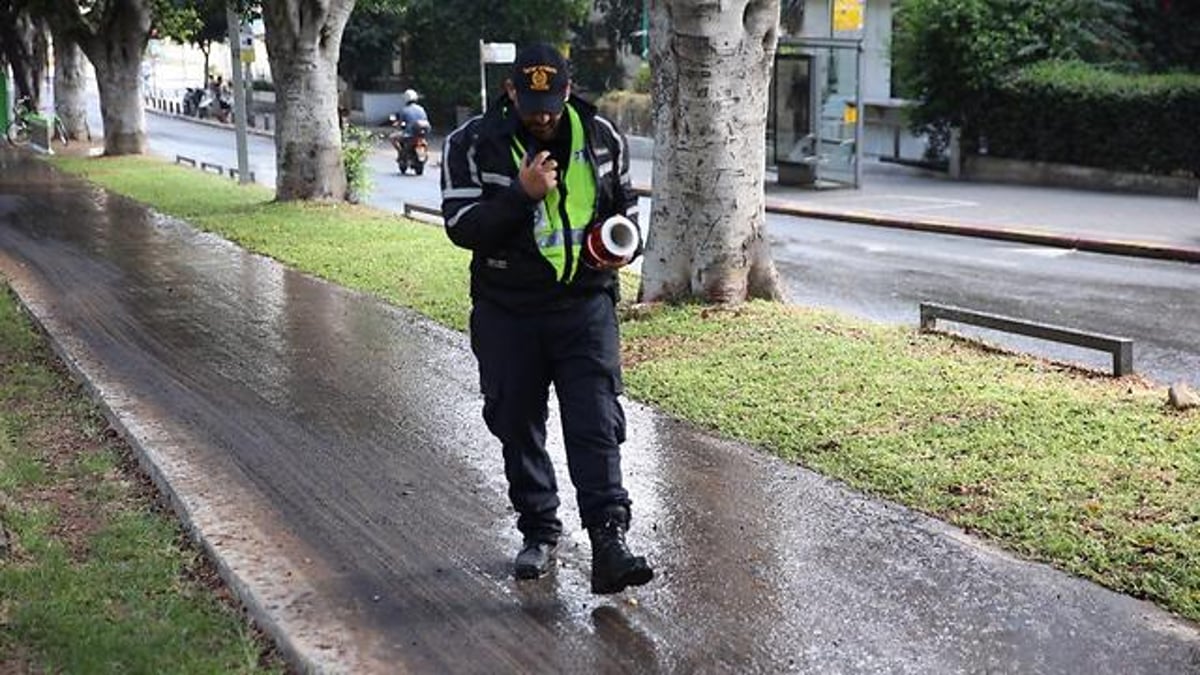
[525,66,558,92]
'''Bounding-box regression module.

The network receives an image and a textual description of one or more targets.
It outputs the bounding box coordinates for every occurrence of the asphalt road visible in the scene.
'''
[125,109,1200,389]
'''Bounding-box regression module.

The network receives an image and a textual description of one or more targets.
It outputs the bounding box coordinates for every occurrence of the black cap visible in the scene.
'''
[510,43,570,114]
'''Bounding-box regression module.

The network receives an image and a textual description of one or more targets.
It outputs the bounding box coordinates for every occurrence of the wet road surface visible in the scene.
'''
[2,149,1199,673]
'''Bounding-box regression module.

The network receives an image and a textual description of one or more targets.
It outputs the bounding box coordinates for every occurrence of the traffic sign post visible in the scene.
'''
[227,6,250,184]
[479,41,516,113]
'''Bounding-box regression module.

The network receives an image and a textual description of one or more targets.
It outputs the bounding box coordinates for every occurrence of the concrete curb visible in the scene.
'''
[145,105,275,139]
[630,185,1200,265]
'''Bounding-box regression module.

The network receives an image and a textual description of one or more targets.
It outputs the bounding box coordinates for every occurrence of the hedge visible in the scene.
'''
[979,61,1200,178]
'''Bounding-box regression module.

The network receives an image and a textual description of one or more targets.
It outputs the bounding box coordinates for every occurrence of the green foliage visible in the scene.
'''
[979,60,1200,177]
[339,4,408,89]
[1127,0,1200,72]
[340,123,375,202]
[152,0,202,44]
[403,0,590,121]
[892,0,1136,156]
[632,61,651,94]
[589,0,644,53]
[568,45,619,94]
[156,0,220,46]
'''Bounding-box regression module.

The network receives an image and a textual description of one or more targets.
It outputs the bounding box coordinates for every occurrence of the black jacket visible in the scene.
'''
[440,94,638,313]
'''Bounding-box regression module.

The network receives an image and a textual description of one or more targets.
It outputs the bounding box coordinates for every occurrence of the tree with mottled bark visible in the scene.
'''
[43,0,152,155]
[53,34,91,141]
[261,0,356,201]
[0,0,49,107]
[639,0,784,304]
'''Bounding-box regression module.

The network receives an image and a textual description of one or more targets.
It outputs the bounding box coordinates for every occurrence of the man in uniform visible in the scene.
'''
[440,43,653,594]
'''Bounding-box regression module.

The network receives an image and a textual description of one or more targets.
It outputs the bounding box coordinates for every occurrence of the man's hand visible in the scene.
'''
[518,151,558,201]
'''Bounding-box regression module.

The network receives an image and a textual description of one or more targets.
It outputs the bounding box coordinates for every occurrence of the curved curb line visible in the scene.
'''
[631,184,1200,264]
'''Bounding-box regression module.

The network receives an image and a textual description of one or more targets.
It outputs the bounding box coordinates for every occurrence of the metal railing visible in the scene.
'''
[174,155,255,184]
[919,302,1133,376]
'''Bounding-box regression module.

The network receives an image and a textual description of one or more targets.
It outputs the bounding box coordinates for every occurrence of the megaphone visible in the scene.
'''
[583,214,640,270]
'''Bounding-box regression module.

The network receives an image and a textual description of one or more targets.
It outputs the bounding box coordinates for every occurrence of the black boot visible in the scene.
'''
[514,540,557,580]
[587,505,654,594]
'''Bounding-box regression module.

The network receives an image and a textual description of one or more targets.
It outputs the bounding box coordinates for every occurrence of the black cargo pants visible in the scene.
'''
[470,293,630,544]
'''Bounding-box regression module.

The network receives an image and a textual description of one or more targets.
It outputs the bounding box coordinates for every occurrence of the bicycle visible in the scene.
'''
[6,96,69,147]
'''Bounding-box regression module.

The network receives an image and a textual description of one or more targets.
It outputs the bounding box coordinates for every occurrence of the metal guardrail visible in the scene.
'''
[919,302,1133,376]
[174,155,254,184]
[402,202,443,220]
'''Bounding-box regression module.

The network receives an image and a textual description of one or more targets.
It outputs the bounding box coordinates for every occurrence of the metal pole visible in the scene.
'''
[244,60,253,126]
[1,66,9,132]
[642,0,650,59]
[479,39,487,113]
[226,3,250,184]
[854,41,864,188]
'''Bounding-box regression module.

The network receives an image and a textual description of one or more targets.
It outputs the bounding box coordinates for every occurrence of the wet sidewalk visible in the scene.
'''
[2,148,1199,673]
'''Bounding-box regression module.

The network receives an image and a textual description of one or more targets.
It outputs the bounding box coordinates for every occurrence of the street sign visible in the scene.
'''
[479,41,517,112]
[240,26,255,63]
[480,42,516,64]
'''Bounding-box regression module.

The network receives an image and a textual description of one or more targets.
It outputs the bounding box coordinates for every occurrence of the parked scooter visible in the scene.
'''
[389,115,432,175]
[207,94,233,124]
[182,87,206,117]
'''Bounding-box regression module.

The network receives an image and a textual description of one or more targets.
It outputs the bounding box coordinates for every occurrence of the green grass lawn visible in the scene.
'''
[44,154,1200,625]
[0,287,283,673]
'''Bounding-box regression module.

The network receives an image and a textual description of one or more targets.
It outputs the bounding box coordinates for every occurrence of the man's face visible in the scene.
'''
[506,81,569,143]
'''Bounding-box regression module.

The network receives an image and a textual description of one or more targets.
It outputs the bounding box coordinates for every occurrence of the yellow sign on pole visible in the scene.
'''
[833,0,864,32]
[240,33,255,63]
[843,102,858,125]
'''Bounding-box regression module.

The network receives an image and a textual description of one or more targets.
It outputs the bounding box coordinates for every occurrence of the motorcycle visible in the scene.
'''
[389,115,431,175]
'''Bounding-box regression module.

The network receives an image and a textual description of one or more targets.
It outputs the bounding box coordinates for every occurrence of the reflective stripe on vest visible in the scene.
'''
[510,104,597,283]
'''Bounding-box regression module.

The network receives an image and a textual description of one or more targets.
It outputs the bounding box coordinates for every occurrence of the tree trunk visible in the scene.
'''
[640,0,784,304]
[1,11,47,107]
[201,42,211,87]
[88,44,147,155]
[53,35,91,141]
[64,0,151,155]
[262,0,356,201]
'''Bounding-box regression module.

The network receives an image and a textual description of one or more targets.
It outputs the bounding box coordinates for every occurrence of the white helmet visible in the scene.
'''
[403,88,419,104]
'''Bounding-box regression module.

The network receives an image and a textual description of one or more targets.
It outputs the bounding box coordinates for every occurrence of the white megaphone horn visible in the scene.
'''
[583,214,640,269]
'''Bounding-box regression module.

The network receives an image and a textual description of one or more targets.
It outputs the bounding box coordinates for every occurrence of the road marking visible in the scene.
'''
[1007,247,1074,258]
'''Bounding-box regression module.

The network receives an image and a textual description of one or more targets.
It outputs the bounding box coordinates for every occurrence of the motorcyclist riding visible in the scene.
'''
[389,89,432,174]
[389,89,429,149]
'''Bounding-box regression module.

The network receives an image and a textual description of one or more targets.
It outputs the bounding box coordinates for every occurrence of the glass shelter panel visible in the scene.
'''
[772,38,863,188]
[773,53,814,168]
[815,44,861,186]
